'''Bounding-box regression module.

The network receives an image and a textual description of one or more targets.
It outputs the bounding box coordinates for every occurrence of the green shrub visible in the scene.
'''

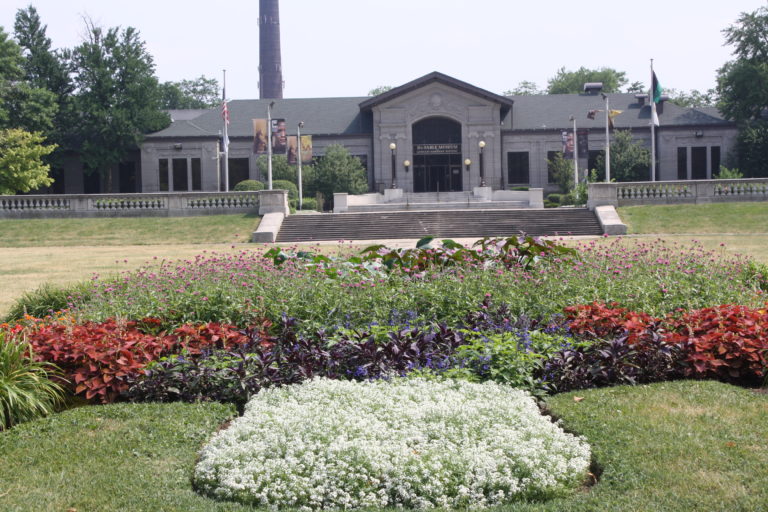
[0,330,67,429]
[509,186,529,191]
[714,166,744,180]
[547,193,563,204]
[4,282,92,322]
[299,197,317,210]
[544,200,559,208]
[233,180,264,191]
[272,180,298,200]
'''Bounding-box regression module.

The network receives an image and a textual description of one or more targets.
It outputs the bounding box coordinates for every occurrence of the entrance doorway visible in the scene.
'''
[412,117,462,192]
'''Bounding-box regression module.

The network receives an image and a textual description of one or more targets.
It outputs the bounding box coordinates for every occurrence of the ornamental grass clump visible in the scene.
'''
[193,378,591,510]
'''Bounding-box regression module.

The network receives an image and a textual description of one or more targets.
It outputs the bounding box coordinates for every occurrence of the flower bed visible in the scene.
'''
[193,378,591,510]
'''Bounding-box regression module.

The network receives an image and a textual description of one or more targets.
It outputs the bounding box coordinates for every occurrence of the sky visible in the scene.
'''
[1,0,766,100]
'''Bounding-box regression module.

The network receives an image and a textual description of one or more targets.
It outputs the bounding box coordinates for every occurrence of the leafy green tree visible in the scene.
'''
[307,144,367,209]
[0,27,24,128]
[1,83,57,133]
[159,75,220,109]
[13,6,73,154]
[716,5,768,176]
[367,85,392,96]
[70,21,169,191]
[546,152,575,194]
[0,128,56,194]
[503,81,543,96]
[547,67,628,94]
[667,88,717,108]
[594,130,650,182]
[255,154,294,182]
[625,81,645,94]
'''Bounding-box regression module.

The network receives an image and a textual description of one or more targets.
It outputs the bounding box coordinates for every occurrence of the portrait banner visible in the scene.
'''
[562,130,574,160]
[253,119,268,154]
[287,136,298,164]
[272,118,287,155]
[300,135,313,164]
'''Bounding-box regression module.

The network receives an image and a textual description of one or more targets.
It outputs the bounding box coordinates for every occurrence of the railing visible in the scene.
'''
[588,178,768,209]
[0,190,287,219]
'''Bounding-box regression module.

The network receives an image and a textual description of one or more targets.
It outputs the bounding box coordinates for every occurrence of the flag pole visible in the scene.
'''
[297,121,304,210]
[650,59,657,182]
[570,115,578,190]
[222,69,229,191]
[267,101,274,190]
[603,93,610,182]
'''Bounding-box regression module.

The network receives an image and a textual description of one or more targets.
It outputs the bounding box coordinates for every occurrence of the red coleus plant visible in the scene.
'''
[665,304,768,383]
[25,319,174,403]
[23,317,276,404]
[565,302,658,343]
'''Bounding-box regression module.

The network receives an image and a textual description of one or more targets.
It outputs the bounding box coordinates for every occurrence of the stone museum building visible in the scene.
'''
[50,71,738,195]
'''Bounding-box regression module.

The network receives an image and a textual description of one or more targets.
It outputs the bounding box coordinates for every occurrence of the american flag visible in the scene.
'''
[222,100,230,125]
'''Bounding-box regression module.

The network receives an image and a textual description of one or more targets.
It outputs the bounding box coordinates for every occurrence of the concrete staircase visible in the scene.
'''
[339,191,529,213]
[276,208,603,243]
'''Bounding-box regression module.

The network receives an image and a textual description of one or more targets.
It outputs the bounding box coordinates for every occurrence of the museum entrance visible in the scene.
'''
[412,117,463,193]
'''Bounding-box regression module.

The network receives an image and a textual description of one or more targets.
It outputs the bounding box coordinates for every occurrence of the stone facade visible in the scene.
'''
[47,72,739,196]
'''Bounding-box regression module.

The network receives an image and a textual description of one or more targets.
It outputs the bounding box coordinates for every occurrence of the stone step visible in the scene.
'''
[345,201,529,212]
[276,208,603,243]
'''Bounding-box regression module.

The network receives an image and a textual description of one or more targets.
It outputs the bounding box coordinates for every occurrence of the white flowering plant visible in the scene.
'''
[193,378,591,510]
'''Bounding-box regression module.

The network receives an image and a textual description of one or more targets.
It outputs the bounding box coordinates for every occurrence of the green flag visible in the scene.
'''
[652,71,662,103]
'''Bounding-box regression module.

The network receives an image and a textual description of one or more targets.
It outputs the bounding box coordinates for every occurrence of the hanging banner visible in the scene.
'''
[300,135,313,164]
[272,118,287,155]
[577,129,589,159]
[287,136,298,164]
[253,119,268,154]
[561,130,574,160]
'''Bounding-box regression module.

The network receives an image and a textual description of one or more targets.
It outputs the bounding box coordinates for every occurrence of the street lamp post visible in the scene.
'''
[403,160,410,174]
[389,142,397,188]
[297,121,304,211]
[478,140,486,187]
[464,158,471,173]
[267,101,275,190]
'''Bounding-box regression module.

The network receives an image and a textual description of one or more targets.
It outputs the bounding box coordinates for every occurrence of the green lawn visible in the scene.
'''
[0,381,765,512]
[618,202,768,234]
[0,214,260,247]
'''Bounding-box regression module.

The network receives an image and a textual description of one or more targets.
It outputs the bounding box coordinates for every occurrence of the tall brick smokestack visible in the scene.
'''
[259,0,283,99]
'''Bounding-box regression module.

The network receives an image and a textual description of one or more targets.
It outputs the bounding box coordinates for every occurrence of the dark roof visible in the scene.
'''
[359,71,515,110]
[166,109,209,122]
[146,97,372,140]
[501,93,733,131]
[147,84,733,140]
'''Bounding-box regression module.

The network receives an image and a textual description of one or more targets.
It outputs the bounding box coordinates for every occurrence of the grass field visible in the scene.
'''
[618,202,768,234]
[0,381,765,511]
[0,214,260,247]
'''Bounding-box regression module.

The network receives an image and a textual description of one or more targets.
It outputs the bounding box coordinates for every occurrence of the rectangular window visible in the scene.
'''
[547,151,559,184]
[159,159,169,191]
[191,158,202,191]
[677,148,687,180]
[692,146,707,179]
[507,152,529,184]
[711,146,721,176]
[228,158,250,190]
[172,158,188,191]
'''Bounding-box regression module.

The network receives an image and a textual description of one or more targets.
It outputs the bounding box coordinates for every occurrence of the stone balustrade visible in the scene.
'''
[0,190,289,219]
[588,178,768,209]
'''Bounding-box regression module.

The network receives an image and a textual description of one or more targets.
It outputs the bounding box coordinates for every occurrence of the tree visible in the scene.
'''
[667,88,717,108]
[625,81,645,94]
[367,85,392,96]
[13,6,73,153]
[503,81,543,96]
[70,21,169,191]
[594,130,650,182]
[546,152,575,194]
[307,144,367,209]
[0,128,56,194]
[716,5,768,176]
[255,154,298,182]
[159,75,220,109]
[547,67,627,94]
